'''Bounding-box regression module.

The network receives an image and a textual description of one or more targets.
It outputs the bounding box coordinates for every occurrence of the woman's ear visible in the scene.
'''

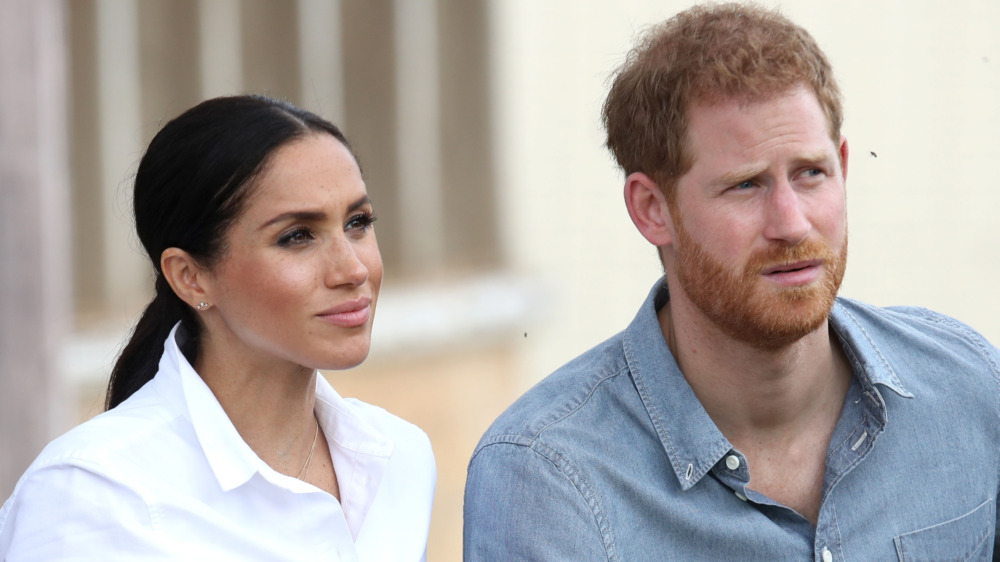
[160,248,211,310]
[624,172,675,247]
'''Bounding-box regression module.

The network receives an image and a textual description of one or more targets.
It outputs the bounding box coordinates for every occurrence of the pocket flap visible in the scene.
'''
[894,499,993,561]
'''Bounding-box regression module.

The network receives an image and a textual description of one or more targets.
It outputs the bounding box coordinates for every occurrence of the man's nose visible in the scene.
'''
[761,180,810,244]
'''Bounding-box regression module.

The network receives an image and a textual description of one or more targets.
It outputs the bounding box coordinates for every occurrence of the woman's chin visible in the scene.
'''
[312,345,372,372]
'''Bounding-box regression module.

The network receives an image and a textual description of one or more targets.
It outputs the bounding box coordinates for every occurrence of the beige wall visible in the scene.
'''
[492,0,1000,388]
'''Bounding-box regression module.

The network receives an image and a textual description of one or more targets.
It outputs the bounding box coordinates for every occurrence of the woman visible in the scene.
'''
[0,95,436,560]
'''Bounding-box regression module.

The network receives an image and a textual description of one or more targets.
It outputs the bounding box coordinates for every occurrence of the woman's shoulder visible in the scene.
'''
[24,383,185,480]
[0,457,158,557]
[0,387,184,556]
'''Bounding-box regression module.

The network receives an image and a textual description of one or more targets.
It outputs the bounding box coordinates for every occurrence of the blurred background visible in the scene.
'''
[2,0,999,559]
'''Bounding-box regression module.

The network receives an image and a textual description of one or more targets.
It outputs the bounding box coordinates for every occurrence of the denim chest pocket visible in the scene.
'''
[894,499,994,561]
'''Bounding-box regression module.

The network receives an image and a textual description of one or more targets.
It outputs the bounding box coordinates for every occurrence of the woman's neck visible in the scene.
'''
[194,329,320,477]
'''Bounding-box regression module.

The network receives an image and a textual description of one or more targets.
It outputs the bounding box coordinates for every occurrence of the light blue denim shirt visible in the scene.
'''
[465,278,1000,560]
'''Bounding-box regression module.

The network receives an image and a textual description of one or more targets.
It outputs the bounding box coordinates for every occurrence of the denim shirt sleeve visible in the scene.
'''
[464,438,613,561]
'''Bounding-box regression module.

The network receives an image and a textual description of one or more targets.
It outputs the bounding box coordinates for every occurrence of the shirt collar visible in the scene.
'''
[828,300,913,399]
[622,278,913,491]
[162,324,265,492]
[314,377,393,539]
[623,279,732,491]
[158,323,396,532]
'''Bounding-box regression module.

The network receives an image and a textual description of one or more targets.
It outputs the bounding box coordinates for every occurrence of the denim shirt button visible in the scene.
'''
[734,490,748,502]
[821,547,833,562]
[725,455,740,470]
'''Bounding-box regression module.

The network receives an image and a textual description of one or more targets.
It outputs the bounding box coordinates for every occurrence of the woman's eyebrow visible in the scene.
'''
[258,196,371,231]
[258,210,326,231]
[347,195,372,212]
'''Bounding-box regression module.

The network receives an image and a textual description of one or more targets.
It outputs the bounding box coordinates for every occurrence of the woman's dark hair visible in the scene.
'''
[106,94,356,410]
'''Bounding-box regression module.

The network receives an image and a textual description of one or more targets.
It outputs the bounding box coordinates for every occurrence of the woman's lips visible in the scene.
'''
[317,298,371,328]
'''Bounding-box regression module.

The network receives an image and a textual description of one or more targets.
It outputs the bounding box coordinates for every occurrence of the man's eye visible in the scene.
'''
[735,180,755,190]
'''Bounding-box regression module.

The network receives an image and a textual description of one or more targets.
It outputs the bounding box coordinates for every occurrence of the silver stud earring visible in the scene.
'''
[196,302,209,310]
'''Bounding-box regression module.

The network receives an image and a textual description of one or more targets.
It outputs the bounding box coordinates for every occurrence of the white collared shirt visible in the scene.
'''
[0,325,436,561]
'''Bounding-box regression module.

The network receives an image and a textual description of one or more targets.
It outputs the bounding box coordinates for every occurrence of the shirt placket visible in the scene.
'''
[704,376,888,560]
[813,378,887,561]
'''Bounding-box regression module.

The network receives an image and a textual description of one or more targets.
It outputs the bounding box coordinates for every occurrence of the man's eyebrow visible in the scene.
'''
[714,152,834,187]
[716,165,766,188]
[257,195,372,231]
[791,151,834,167]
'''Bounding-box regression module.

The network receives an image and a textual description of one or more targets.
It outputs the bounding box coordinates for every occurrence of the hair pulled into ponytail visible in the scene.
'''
[105,276,196,409]
[106,94,354,410]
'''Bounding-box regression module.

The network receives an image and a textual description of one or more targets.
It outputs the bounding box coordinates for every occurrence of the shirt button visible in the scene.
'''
[821,547,833,562]
[725,455,740,470]
[734,490,748,502]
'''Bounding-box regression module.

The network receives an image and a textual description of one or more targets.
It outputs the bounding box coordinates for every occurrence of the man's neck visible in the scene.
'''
[660,298,852,524]
[659,298,851,444]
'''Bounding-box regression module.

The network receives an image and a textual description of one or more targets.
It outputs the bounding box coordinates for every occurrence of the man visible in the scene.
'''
[464,3,1000,559]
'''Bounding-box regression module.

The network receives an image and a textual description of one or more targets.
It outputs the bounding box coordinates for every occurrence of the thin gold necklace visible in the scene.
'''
[297,417,319,479]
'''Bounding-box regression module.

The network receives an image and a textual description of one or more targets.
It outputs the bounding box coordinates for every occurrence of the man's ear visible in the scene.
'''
[838,135,849,182]
[161,248,212,310]
[624,172,675,247]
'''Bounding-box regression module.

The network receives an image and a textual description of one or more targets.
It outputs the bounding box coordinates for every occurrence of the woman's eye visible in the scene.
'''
[277,228,314,247]
[346,211,377,234]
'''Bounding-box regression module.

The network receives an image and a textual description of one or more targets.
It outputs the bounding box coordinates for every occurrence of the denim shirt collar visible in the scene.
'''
[828,299,913,400]
[622,278,913,491]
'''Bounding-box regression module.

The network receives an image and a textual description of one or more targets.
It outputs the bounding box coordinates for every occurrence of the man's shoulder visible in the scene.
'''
[463,335,636,560]
[475,331,632,451]
[834,297,1000,377]
[836,297,994,346]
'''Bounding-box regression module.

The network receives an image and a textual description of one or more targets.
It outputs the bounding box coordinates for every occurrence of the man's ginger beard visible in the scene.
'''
[669,208,848,351]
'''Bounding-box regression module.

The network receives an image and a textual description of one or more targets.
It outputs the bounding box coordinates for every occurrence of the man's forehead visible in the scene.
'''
[679,90,841,181]
[685,83,816,115]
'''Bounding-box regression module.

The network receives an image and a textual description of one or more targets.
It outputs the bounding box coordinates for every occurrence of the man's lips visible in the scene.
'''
[761,259,822,275]
[317,297,372,328]
[761,259,823,286]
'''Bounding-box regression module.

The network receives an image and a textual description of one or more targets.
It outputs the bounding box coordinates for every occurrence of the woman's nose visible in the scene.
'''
[325,238,369,288]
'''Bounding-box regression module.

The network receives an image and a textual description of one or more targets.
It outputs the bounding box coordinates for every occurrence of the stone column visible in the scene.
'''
[0,0,71,497]
[394,0,445,271]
